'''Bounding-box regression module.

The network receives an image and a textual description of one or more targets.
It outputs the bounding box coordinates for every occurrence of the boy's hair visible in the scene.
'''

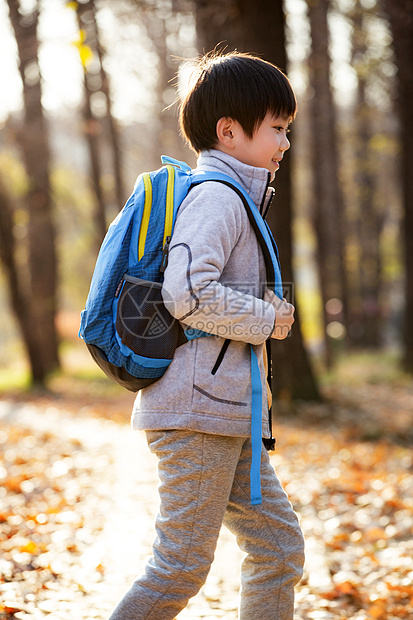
[179,51,297,154]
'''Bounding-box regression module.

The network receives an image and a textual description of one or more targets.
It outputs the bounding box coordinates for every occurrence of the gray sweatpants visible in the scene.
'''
[108,430,305,620]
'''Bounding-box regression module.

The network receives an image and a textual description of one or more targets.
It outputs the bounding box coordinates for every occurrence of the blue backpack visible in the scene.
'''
[79,155,283,503]
[79,155,282,393]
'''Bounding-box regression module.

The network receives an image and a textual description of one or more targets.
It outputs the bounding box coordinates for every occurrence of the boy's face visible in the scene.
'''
[218,113,291,181]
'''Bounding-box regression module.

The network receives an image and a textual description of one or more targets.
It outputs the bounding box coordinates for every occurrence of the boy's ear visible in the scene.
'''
[216,117,237,149]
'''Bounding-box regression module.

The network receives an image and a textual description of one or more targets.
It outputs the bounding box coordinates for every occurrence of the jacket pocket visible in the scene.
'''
[193,338,251,411]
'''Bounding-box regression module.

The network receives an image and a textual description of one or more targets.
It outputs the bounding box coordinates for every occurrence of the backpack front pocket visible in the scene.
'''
[116,275,187,360]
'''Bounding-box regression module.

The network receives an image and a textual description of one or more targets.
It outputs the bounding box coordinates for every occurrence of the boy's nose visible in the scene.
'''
[280,136,290,152]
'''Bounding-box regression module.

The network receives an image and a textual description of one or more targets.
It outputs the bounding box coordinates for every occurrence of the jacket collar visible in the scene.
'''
[196,149,274,216]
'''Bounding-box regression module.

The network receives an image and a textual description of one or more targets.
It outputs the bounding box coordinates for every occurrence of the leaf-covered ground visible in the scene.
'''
[1,367,413,619]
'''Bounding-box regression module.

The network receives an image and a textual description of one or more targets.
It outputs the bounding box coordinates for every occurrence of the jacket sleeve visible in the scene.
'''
[161,182,276,346]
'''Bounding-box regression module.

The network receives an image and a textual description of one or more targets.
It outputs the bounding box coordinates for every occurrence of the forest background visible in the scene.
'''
[1,1,413,619]
[0,0,412,396]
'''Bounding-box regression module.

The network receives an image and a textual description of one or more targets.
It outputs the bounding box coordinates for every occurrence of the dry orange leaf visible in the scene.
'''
[368,598,389,619]
[19,540,38,554]
[365,526,387,542]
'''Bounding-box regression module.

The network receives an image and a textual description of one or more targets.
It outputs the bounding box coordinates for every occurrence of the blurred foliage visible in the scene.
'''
[51,165,99,310]
[0,0,407,381]
[321,348,407,388]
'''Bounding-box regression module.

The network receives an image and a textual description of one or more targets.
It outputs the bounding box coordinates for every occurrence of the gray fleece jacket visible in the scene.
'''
[132,150,278,438]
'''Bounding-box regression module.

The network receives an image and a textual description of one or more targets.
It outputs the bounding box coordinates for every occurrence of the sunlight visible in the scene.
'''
[38,1,83,112]
[0,0,391,124]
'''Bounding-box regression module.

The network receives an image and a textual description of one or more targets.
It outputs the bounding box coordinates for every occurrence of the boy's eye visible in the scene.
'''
[274,126,290,133]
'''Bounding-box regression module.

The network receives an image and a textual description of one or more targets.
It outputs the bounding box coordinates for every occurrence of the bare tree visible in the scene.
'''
[5,0,60,385]
[193,0,321,400]
[347,0,387,348]
[71,0,126,245]
[306,0,348,367]
[140,1,191,160]
[382,0,413,372]
[0,179,42,381]
[194,0,243,52]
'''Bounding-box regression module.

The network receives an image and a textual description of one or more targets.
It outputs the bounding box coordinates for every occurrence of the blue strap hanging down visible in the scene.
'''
[172,165,277,505]
[191,170,283,299]
[250,345,263,505]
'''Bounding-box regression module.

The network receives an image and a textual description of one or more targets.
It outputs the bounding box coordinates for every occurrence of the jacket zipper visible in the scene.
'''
[211,339,231,375]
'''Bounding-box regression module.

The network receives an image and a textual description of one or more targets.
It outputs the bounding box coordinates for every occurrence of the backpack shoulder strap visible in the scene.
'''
[190,171,279,468]
[190,171,282,298]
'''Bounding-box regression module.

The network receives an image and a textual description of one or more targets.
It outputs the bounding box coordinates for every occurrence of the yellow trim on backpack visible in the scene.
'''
[164,165,175,247]
[138,173,153,260]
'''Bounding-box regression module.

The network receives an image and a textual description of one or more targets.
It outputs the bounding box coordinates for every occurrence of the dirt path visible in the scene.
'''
[0,401,250,619]
[2,389,413,619]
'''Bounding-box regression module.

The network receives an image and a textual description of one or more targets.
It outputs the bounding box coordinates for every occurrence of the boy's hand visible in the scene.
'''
[264,290,295,340]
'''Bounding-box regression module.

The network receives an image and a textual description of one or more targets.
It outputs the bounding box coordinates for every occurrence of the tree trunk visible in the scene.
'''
[137,0,194,165]
[193,0,321,400]
[382,0,413,372]
[269,157,321,401]
[6,0,60,385]
[89,0,126,209]
[194,0,242,53]
[346,2,386,348]
[75,1,108,245]
[353,83,383,348]
[0,180,45,380]
[306,0,348,367]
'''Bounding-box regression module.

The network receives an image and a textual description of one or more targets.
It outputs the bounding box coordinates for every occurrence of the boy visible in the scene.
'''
[108,51,305,620]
